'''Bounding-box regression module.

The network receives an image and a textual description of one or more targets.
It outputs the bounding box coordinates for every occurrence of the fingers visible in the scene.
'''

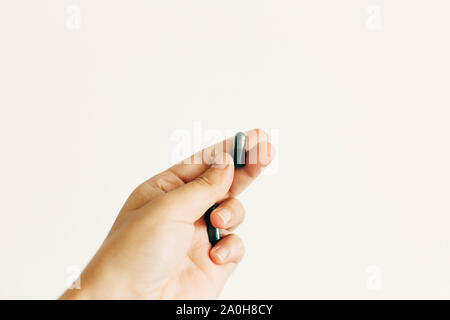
[122,128,275,212]
[210,198,245,231]
[169,128,275,199]
[169,128,268,182]
[209,234,245,265]
[150,152,235,223]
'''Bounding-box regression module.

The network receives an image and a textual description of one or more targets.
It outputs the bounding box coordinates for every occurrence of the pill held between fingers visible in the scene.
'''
[234,132,247,168]
[205,204,221,245]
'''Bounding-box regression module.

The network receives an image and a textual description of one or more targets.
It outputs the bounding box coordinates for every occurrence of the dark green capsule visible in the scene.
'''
[204,204,221,245]
[233,132,247,168]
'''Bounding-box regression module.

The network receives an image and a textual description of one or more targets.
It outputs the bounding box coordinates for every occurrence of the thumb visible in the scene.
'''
[155,152,234,223]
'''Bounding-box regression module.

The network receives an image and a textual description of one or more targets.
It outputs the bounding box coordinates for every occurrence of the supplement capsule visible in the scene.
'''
[234,132,247,168]
[205,132,247,246]
[205,204,221,245]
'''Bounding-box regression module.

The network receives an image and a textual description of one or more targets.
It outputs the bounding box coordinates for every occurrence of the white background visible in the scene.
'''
[1,0,450,299]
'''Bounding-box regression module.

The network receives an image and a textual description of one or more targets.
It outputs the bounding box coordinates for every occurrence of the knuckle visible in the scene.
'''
[151,171,184,193]
[195,174,214,188]
[194,174,223,199]
[130,183,153,204]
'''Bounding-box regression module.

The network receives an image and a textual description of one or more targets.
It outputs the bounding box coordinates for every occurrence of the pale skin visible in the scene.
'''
[60,129,275,299]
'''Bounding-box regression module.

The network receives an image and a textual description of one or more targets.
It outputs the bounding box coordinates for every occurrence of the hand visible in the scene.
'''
[60,129,275,299]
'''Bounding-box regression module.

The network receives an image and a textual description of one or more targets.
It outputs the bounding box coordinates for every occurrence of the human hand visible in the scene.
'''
[60,129,275,299]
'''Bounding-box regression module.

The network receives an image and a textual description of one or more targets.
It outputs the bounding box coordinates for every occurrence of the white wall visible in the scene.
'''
[1,0,450,299]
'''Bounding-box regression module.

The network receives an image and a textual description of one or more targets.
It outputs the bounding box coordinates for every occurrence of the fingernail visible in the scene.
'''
[215,208,231,226]
[212,246,230,262]
[212,153,231,169]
